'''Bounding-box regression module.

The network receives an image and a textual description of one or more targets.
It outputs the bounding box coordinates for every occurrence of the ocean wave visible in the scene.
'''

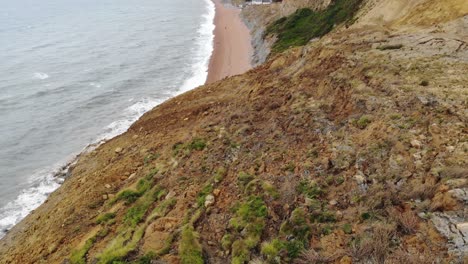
[33,72,49,80]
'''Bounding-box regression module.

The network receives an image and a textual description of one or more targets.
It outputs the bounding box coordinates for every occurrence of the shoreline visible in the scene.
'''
[206,0,253,84]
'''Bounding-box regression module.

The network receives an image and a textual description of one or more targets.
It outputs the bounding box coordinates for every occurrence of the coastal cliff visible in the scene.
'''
[1,0,467,263]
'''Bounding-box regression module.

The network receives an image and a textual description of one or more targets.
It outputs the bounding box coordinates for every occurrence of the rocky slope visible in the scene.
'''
[0,0,467,263]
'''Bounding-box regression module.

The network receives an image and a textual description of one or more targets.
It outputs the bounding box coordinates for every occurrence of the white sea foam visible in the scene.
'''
[89,82,102,88]
[179,0,215,93]
[98,97,162,141]
[0,0,216,239]
[0,166,64,237]
[33,72,49,80]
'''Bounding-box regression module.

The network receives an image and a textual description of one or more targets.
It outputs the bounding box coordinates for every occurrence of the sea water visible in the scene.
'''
[0,0,214,237]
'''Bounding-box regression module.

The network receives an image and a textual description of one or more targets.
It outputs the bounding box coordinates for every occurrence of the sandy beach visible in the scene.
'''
[206,0,252,84]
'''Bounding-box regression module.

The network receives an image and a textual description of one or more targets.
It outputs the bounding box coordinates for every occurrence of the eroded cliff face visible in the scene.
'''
[0,1,467,263]
[241,0,332,65]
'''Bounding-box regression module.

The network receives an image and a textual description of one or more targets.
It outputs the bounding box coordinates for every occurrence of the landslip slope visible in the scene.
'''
[0,0,467,263]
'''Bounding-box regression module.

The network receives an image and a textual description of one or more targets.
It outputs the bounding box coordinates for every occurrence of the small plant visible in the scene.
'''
[115,190,141,205]
[313,211,336,223]
[188,138,206,151]
[232,240,250,264]
[124,203,149,227]
[336,176,345,185]
[238,171,254,186]
[321,224,333,235]
[136,178,151,193]
[196,184,213,207]
[69,237,96,264]
[343,223,353,234]
[262,181,280,199]
[285,239,305,259]
[390,113,402,120]
[95,212,116,225]
[179,225,204,264]
[283,162,296,172]
[261,239,285,262]
[221,234,233,250]
[361,212,373,221]
[297,180,323,199]
[355,115,372,129]
[213,167,227,183]
[237,196,268,221]
[172,142,184,155]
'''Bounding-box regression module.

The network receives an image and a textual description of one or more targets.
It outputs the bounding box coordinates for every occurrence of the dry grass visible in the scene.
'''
[294,248,334,264]
[385,247,442,264]
[406,177,438,200]
[388,208,419,234]
[350,223,396,263]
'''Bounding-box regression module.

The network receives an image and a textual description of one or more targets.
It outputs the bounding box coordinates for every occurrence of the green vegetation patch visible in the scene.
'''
[95,212,116,225]
[97,186,173,263]
[179,225,204,264]
[354,115,372,129]
[97,225,146,264]
[111,177,156,205]
[124,185,163,227]
[227,195,268,263]
[70,237,96,264]
[297,180,324,199]
[188,138,207,151]
[343,223,353,234]
[266,0,363,53]
[213,166,227,183]
[261,239,285,262]
[196,184,213,208]
[114,190,141,205]
[238,171,254,186]
[173,138,207,156]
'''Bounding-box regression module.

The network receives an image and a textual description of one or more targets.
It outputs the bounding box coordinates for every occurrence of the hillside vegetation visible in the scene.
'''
[0,0,467,263]
[266,0,363,53]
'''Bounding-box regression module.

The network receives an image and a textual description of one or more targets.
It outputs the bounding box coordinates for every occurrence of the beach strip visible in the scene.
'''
[206,0,253,84]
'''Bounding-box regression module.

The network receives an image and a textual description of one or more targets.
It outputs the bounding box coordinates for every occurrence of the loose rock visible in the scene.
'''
[205,195,215,207]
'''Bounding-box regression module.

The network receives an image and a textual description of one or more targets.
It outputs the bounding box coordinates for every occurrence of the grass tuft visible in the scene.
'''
[95,212,116,225]
[69,237,96,264]
[179,225,204,264]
